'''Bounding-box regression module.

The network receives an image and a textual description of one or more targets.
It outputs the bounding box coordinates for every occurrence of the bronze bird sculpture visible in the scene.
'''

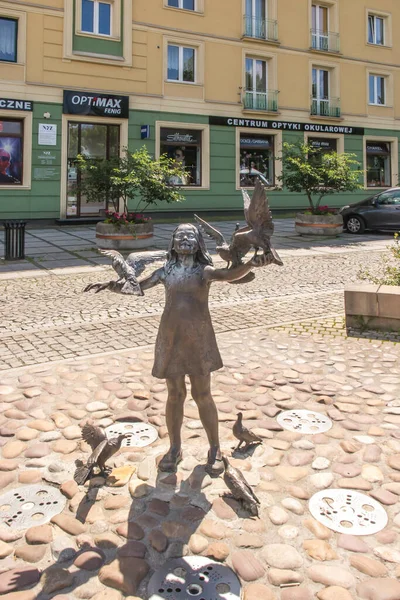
[233,412,263,452]
[84,249,167,295]
[239,178,283,266]
[74,422,128,485]
[195,178,282,273]
[222,455,260,517]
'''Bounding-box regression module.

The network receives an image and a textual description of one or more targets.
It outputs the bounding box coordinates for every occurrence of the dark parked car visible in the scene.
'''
[339,188,400,234]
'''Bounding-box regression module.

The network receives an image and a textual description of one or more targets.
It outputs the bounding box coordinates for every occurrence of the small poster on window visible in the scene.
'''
[38,123,57,146]
[0,138,22,185]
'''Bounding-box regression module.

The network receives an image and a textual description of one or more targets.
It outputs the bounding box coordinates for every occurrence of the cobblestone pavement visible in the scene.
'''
[0,325,399,600]
[0,250,389,369]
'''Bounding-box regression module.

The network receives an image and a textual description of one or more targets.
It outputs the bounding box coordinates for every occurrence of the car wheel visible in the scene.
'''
[346,215,365,234]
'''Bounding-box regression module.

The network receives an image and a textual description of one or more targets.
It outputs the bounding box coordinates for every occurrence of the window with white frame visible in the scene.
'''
[81,0,112,36]
[167,0,195,10]
[167,44,195,83]
[368,14,384,45]
[312,4,329,50]
[369,74,385,105]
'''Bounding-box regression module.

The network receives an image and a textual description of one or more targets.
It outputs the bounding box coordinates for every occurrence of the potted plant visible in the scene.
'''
[279,142,363,236]
[76,147,184,249]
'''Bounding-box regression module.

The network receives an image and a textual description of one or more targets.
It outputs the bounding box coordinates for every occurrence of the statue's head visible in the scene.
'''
[166,223,213,268]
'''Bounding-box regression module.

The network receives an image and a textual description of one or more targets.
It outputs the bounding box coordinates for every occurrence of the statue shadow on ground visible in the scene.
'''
[14,463,243,599]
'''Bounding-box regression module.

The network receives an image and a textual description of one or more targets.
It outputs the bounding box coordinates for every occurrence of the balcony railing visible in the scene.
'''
[311,29,340,53]
[243,16,278,42]
[244,90,279,112]
[311,97,341,118]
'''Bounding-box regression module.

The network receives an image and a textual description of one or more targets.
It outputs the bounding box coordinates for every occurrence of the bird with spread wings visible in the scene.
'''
[194,178,283,271]
[84,249,167,295]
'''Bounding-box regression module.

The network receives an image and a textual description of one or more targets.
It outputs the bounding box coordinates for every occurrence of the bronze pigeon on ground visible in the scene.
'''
[84,249,167,295]
[222,455,260,517]
[74,422,128,485]
[233,412,263,452]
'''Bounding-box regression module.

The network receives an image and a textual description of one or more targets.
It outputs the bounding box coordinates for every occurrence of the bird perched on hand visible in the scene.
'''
[194,178,282,275]
[222,455,260,517]
[84,249,167,295]
[233,412,263,452]
[74,422,128,485]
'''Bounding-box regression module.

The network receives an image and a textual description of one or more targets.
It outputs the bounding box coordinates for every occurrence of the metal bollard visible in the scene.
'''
[3,220,27,260]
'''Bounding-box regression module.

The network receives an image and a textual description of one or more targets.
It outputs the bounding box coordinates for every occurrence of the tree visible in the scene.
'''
[75,146,185,216]
[279,141,363,214]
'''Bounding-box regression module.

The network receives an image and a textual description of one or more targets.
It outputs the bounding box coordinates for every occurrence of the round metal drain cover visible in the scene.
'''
[0,484,66,530]
[277,409,332,434]
[147,556,241,600]
[105,421,158,448]
[309,489,388,535]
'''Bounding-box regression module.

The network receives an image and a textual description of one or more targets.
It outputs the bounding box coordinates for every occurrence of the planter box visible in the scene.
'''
[96,222,154,250]
[345,284,400,332]
[295,213,343,236]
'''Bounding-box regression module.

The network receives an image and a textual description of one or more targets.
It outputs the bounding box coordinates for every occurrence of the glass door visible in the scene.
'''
[312,4,328,50]
[67,122,120,217]
[245,0,266,38]
[245,58,268,110]
[312,67,329,115]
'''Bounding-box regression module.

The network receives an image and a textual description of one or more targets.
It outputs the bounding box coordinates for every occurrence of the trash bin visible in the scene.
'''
[3,220,27,260]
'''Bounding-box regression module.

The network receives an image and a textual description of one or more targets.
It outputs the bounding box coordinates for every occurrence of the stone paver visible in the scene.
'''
[0,247,390,368]
[0,324,399,599]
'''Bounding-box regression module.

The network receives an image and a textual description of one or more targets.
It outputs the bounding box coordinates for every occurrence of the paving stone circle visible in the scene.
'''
[309,489,388,536]
[147,556,241,600]
[0,484,66,529]
[105,421,159,448]
[277,409,333,434]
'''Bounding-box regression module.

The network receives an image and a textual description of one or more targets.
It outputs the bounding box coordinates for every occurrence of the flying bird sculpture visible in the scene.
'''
[233,412,263,452]
[74,422,128,485]
[222,455,260,517]
[194,178,282,274]
[84,249,167,294]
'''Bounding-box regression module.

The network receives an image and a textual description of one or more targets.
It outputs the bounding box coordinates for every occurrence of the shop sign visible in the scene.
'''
[36,150,57,166]
[141,125,150,139]
[240,137,271,148]
[308,138,337,150]
[366,143,390,155]
[209,116,364,136]
[63,91,129,118]
[160,128,201,144]
[0,98,33,111]
[38,123,57,146]
[33,167,60,180]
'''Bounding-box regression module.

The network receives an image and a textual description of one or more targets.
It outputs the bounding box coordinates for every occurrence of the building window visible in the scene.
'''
[0,119,23,185]
[160,127,202,186]
[167,45,195,82]
[369,74,385,105]
[366,142,391,187]
[81,0,111,36]
[240,134,274,187]
[368,14,384,45]
[167,0,195,10]
[0,17,18,62]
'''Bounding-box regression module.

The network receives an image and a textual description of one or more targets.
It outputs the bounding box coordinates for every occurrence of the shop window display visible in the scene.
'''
[160,127,202,186]
[240,134,273,187]
[366,142,391,188]
[0,119,23,185]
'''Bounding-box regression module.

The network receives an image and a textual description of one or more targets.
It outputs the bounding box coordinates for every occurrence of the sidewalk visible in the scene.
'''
[0,322,399,599]
[0,219,393,278]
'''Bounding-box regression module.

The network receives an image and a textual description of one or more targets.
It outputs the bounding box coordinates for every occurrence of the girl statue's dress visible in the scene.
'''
[152,263,223,379]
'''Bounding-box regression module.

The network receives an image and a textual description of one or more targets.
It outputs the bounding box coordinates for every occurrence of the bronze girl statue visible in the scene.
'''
[85,216,274,474]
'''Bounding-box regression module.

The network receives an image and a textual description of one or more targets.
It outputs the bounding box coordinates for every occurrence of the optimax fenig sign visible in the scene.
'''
[63,91,129,119]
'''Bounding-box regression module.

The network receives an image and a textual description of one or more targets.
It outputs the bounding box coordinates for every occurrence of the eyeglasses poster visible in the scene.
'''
[0,137,22,185]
